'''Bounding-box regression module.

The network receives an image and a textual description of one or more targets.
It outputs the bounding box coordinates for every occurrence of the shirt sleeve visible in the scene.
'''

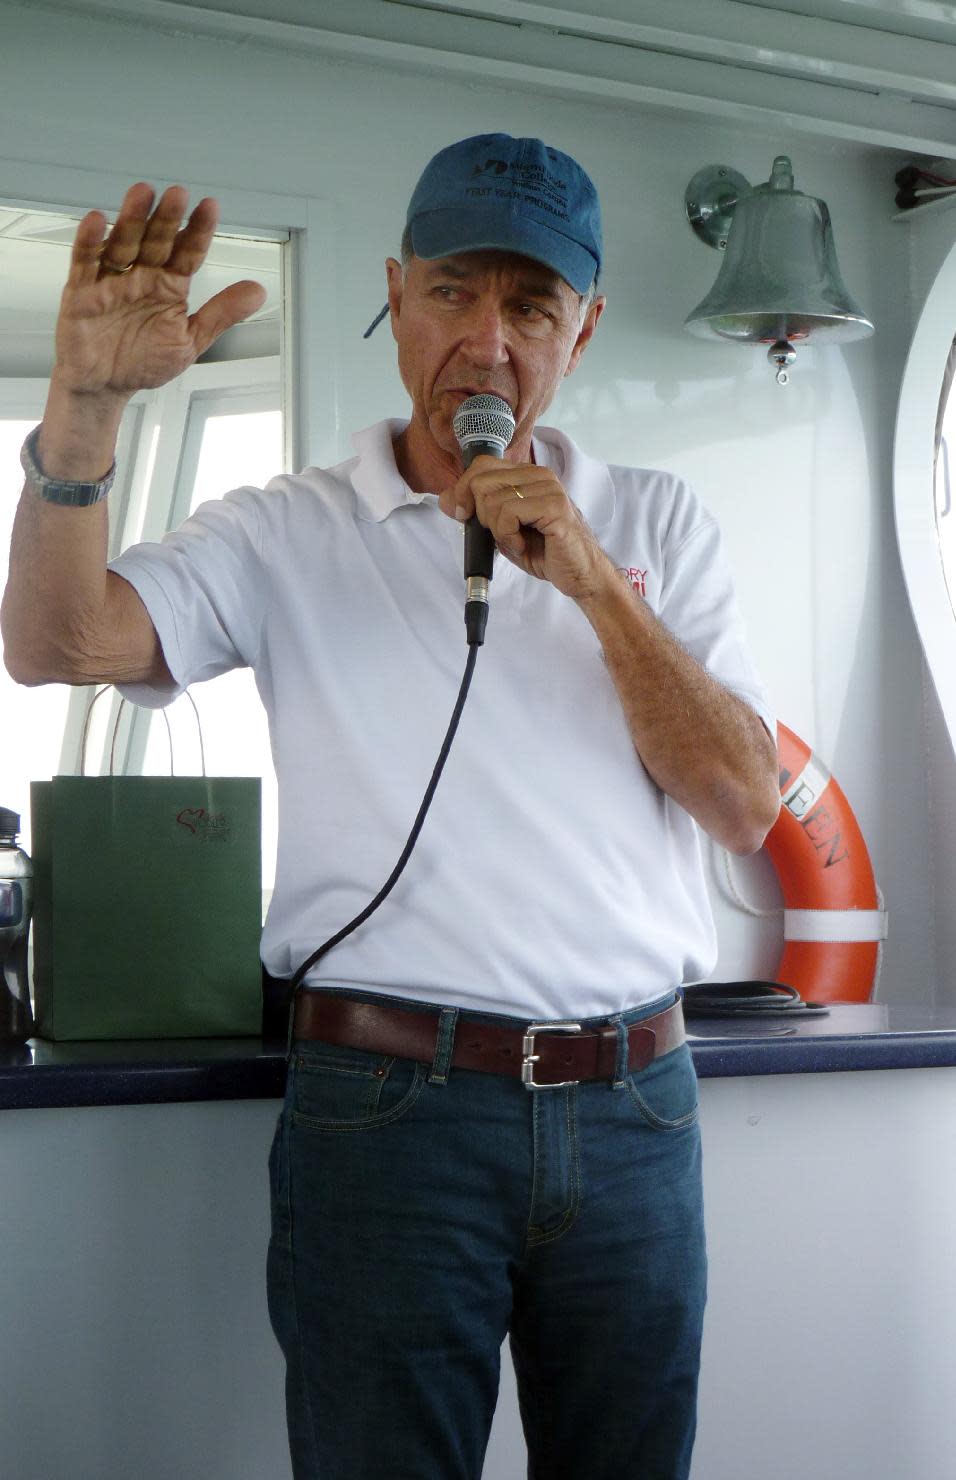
[658,501,776,741]
[107,486,266,709]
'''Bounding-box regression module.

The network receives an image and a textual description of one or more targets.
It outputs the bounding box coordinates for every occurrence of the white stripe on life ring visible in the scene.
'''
[781,754,832,819]
[784,909,888,943]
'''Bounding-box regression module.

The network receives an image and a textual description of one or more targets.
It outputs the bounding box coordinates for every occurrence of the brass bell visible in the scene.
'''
[684,156,874,384]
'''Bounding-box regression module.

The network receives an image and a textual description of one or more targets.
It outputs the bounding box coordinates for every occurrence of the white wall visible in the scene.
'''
[695,1065,956,1480]
[0,0,937,1001]
[0,1100,289,1480]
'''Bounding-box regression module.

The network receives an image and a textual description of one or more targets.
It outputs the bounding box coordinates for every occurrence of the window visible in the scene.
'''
[0,207,285,920]
[894,228,956,747]
[0,400,72,848]
[0,377,153,844]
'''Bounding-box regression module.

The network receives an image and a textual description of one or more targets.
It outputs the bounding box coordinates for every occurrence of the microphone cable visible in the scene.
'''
[287,641,479,997]
[286,395,516,1012]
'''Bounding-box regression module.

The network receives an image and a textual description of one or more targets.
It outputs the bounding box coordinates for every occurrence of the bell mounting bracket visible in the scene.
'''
[685,166,751,250]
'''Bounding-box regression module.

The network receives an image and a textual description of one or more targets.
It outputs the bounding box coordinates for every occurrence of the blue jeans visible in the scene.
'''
[267,987,707,1479]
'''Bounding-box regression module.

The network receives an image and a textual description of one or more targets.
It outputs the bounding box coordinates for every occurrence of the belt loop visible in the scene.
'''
[428,1007,459,1085]
[611,1014,629,1090]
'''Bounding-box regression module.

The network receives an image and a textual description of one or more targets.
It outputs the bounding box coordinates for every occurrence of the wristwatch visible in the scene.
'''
[20,423,116,506]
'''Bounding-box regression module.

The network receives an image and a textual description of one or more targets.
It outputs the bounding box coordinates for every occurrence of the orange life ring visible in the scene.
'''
[762,722,887,1003]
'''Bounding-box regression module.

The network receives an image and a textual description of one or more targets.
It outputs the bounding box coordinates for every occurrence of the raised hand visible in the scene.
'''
[54,182,267,398]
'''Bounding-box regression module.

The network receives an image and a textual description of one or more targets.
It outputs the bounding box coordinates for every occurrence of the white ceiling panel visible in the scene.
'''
[736,0,956,46]
[34,0,956,155]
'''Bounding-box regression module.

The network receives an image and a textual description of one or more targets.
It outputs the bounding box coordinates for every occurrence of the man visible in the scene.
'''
[2,134,778,1479]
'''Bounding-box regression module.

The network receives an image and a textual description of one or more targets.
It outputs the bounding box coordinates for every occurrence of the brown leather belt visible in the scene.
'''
[291,991,686,1088]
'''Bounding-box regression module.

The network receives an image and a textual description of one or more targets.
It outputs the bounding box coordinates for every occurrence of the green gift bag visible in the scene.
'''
[30,691,262,1041]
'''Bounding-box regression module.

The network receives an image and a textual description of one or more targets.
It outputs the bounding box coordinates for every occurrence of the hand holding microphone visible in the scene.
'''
[450,393,616,639]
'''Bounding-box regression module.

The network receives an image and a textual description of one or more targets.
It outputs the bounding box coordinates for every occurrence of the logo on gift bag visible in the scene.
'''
[175,806,231,843]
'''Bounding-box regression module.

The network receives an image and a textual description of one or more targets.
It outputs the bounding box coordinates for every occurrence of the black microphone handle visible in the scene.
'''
[462,438,504,580]
[464,517,495,582]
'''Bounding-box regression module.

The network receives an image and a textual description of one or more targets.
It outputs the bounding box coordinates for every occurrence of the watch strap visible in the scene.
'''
[20,424,116,506]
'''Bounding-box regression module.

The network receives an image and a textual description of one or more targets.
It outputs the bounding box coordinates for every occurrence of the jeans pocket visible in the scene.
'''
[625,1043,700,1130]
[291,1039,425,1131]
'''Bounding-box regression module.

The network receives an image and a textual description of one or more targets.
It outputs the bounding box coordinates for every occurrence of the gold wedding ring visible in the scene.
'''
[511,485,525,500]
[96,245,135,275]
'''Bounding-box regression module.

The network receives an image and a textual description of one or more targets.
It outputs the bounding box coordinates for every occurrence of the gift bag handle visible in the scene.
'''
[80,687,206,778]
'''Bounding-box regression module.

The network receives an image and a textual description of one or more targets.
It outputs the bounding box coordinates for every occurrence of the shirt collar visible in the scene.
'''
[348,418,615,530]
[349,419,429,522]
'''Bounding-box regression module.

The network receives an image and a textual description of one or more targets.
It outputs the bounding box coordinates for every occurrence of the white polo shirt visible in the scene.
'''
[111,419,773,1020]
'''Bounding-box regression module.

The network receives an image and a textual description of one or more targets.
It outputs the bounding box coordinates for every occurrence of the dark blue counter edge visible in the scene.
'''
[689,1033,956,1078]
[3,1031,956,1111]
[0,1048,289,1112]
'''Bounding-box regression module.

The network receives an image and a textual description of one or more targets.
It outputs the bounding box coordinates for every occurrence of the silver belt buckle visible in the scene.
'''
[521,1021,583,1089]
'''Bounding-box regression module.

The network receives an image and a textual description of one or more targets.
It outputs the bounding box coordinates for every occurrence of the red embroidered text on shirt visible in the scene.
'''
[618,567,647,596]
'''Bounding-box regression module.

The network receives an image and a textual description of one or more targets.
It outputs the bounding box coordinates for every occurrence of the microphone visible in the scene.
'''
[452,393,516,645]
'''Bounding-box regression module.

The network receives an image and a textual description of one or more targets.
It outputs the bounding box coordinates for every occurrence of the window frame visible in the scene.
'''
[0,159,308,777]
[894,232,956,752]
[0,159,343,915]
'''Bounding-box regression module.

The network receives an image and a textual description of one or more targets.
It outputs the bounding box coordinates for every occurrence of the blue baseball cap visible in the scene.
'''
[407,133,602,293]
[364,133,602,337]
